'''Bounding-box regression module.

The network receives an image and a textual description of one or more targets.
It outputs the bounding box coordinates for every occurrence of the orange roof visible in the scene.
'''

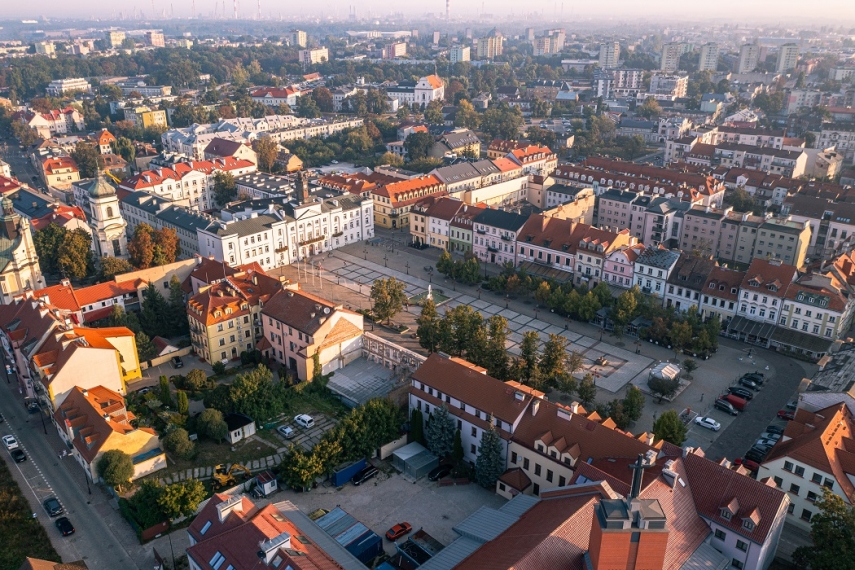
[74,280,141,309]
[424,74,443,89]
[34,281,82,312]
[42,156,78,174]
[93,129,116,145]
[492,157,522,172]
[511,144,555,162]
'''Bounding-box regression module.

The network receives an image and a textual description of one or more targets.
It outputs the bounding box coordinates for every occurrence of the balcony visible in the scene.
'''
[299,235,325,246]
[487,246,499,253]
[332,231,344,238]
[500,235,512,241]
[275,245,289,253]
[476,228,486,235]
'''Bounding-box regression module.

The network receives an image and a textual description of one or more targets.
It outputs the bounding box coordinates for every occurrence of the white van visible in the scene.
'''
[295,414,315,429]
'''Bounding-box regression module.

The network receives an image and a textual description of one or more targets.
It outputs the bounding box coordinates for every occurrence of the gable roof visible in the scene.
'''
[261,288,355,335]
[741,258,798,297]
[473,208,529,232]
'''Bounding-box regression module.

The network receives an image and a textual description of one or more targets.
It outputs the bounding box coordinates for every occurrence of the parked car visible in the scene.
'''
[277,425,295,439]
[734,458,760,472]
[743,373,766,384]
[726,387,754,400]
[756,438,778,449]
[777,410,795,421]
[694,416,721,431]
[745,447,768,462]
[294,414,315,429]
[765,425,785,435]
[11,449,26,462]
[55,517,75,536]
[351,465,378,486]
[27,400,40,413]
[760,432,782,441]
[428,464,453,481]
[714,399,738,416]
[722,394,747,411]
[0,413,4,423]
[786,400,798,411]
[738,377,760,390]
[170,356,183,369]
[43,497,63,517]
[385,522,413,541]
[2,435,18,449]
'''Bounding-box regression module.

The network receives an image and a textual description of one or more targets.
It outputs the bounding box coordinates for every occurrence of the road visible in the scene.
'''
[0,352,140,569]
[0,133,43,190]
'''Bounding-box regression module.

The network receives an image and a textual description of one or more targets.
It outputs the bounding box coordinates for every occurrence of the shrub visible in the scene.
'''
[162,428,195,460]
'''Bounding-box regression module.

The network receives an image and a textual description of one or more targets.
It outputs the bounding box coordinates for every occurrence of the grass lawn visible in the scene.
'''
[289,389,349,419]
[0,459,61,570]
[166,437,277,474]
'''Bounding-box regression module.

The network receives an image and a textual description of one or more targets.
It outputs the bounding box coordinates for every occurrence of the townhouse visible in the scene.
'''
[633,247,681,298]
[699,266,745,323]
[472,209,528,266]
[187,265,286,363]
[13,107,85,139]
[816,123,855,163]
[758,403,854,531]
[260,287,363,382]
[418,197,465,250]
[119,157,257,211]
[713,144,807,179]
[573,226,637,288]
[782,194,855,259]
[249,86,304,107]
[663,254,717,312]
[515,215,582,281]
[429,129,481,159]
[40,156,80,187]
[54,386,165,482]
[726,258,799,349]
[679,205,730,258]
[779,272,855,342]
[541,184,595,222]
[449,204,485,254]
[603,243,645,289]
[370,174,446,230]
[507,145,558,176]
[203,137,259,166]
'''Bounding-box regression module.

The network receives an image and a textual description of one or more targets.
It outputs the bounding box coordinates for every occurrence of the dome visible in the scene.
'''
[89,172,116,198]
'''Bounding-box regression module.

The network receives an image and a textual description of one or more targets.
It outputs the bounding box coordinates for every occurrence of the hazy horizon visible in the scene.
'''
[2,0,855,26]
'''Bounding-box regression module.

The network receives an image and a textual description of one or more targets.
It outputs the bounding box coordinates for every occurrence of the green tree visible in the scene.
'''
[539,334,568,386]
[404,131,435,161]
[652,410,688,446]
[297,95,321,118]
[425,404,456,458]
[424,100,444,124]
[669,321,693,355]
[312,87,334,112]
[151,227,180,267]
[577,374,598,408]
[96,449,134,489]
[140,283,168,337]
[197,408,229,442]
[254,136,279,172]
[70,141,101,178]
[636,97,662,119]
[485,316,510,381]
[611,287,639,336]
[99,256,133,279]
[648,376,680,403]
[227,365,285,423]
[163,428,195,460]
[416,297,440,353]
[534,281,551,306]
[436,250,454,275]
[475,419,504,488]
[623,386,645,423]
[56,228,94,279]
[167,275,189,337]
[606,399,630,429]
[101,304,140,333]
[135,331,157,361]
[212,171,237,206]
[111,136,136,163]
[157,479,206,519]
[176,390,189,415]
[184,368,211,393]
[33,223,66,275]
[480,102,524,140]
[793,488,855,570]
[567,350,584,379]
[370,277,407,324]
[682,358,698,379]
[452,428,464,463]
[723,187,755,213]
[376,151,404,167]
[454,100,480,130]
[577,291,601,322]
[515,330,541,386]
[159,375,173,407]
[278,444,321,490]
[410,408,425,445]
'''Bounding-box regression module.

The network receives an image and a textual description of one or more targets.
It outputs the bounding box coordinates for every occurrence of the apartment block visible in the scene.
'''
[598,41,620,68]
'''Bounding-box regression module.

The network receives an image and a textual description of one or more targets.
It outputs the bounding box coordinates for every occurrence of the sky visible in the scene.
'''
[2,0,855,24]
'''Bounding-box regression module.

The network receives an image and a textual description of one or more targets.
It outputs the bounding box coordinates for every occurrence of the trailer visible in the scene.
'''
[330,458,367,487]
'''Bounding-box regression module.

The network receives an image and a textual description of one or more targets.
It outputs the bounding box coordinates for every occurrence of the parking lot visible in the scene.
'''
[282,469,506,554]
[275,413,338,452]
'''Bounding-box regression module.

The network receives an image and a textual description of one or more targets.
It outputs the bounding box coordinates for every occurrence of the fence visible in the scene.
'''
[140,346,194,370]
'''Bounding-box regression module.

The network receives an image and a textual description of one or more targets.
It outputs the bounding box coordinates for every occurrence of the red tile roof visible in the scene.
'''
[703,266,746,302]
[741,258,798,298]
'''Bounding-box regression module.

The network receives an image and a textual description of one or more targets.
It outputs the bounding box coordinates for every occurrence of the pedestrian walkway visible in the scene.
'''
[284,250,655,394]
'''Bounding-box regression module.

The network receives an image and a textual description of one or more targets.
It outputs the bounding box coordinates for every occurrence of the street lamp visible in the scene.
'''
[384,254,388,267]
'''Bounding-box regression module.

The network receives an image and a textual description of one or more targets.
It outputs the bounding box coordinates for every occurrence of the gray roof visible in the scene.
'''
[156,206,211,234]
[202,213,282,237]
[636,247,681,269]
[271,501,366,570]
[120,191,171,214]
[441,130,481,150]
[473,208,529,232]
[600,188,639,203]
[472,159,500,176]
[235,171,293,193]
[619,119,657,130]
[434,162,482,184]
[10,189,55,219]
[679,541,730,570]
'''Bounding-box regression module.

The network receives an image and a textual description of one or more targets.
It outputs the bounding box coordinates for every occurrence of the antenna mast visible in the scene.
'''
[446,0,450,22]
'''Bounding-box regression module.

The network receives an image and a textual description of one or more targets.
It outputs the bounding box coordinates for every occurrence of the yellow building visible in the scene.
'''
[124,106,168,129]
[40,155,80,187]
[54,386,165,481]
[187,265,288,364]
[370,174,446,229]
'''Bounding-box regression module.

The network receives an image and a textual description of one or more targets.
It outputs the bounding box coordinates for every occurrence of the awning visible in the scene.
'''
[726,316,776,339]
[517,261,574,284]
[770,327,833,355]
[498,467,531,492]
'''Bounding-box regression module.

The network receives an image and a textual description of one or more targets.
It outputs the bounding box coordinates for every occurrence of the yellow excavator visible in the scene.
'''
[211,463,252,490]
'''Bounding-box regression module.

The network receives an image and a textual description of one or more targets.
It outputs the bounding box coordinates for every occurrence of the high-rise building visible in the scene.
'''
[382,42,407,59]
[34,41,55,56]
[106,30,126,48]
[599,41,620,69]
[659,42,685,73]
[432,31,441,45]
[776,43,799,73]
[737,44,759,73]
[145,31,164,47]
[476,35,503,59]
[525,27,535,41]
[298,47,329,65]
[289,29,307,48]
[698,43,719,72]
[449,46,470,63]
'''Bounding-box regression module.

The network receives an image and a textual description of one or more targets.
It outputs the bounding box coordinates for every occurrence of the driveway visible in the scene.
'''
[281,469,506,554]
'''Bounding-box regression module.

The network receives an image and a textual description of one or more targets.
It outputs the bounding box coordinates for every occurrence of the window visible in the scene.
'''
[714,529,726,541]
[523,458,530,470]
[470,444,476,454]
[732,560,745,570]
[736,540,748,552]
[795,466,805,477]
[532,483,540,495]
[824,479,834,490]
[812,473,823,484]
[559,475,566,486]
[807,491,818,503]
[784,461,794,472]
[773,476,783,487]
[546,469,553,482]
[801,509,813,522]
[788,503,795,514]
[790,483,800,496]
[534,463,542,476]
[511,452,518,464]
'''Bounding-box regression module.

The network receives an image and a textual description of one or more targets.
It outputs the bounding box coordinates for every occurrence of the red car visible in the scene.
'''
[777,410,795,421]
[734,458,760,472]
[385,522,412,541]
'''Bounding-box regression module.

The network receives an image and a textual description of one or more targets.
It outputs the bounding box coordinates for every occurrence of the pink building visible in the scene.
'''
[603,243,645,289]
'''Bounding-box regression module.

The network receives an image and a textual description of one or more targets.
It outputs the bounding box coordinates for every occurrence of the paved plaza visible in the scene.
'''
[289,251,655,394]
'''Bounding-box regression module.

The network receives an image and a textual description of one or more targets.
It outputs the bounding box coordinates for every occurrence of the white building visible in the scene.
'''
[74,175,129,259]
[298,47,329,65]
[0,198,44,303]
[698,43,719,72]
[633,247,680,298]
[737,44,760,74]
[599,41,620,69]
[776,44,799,73]
[46,78,91,96]
[449,46,470,63]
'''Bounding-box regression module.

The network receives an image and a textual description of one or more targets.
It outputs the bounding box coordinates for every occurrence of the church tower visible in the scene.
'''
[0,197,44,303]
[85,172,128,259]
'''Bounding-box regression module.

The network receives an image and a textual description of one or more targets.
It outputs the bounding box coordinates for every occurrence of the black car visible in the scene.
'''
[0,413,4,423]
[765,425,785,435]
[43,497,64,517]
[738,377,760,390]
[11,449,26,463]
[714,399,738,416]
[428,464,453,482]
[727,387,754,401]
[745,448,767,463]
[170,356,183,369]
[351,465,378,486]
[55,517,75,536]
[27,401,40,413]
[743,372,765,384]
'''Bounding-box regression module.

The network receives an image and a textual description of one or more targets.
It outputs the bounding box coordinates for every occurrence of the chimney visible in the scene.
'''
[531,399,541,416]
[81,388,88,396]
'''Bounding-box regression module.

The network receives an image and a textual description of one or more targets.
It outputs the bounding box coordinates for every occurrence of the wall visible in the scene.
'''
[465,176,528,206]
[141,345,194,369]
[379,435,409,460]
[49,349,125,409]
